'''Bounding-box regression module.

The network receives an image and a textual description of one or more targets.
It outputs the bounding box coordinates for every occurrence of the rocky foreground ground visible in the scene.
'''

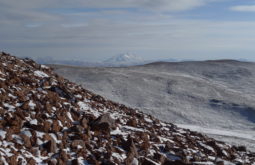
[0,52,254,164]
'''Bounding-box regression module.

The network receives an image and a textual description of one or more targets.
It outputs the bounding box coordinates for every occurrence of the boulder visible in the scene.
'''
[91,113,116,133]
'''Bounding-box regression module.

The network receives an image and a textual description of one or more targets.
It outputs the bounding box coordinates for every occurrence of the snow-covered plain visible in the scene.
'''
[51,60,255,151]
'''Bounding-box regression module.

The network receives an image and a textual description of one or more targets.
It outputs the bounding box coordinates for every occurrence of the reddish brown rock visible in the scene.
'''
[21,134,32,148]
[44,139,57,153]
[126,118,137,127]
[91,113,116,133]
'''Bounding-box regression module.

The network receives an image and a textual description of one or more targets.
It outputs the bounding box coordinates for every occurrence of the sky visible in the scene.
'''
[1,0,255,62]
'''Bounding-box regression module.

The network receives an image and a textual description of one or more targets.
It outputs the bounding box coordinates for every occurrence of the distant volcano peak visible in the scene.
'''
[104,53,144,64]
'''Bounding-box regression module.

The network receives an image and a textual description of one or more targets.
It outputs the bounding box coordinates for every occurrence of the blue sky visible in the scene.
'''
[1,0,255,61]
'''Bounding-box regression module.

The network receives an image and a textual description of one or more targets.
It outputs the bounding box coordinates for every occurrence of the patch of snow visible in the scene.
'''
[78,101,89,110]
[111,152,127,161]
[21,130,32,137]
[30,119,38,125]
[122,126,146,132]
[0,130,6,139]
[66,112,74,122]
[0,147,13,157]
[131,158,139,165]
[12,135,23,145]
[29,100,36,110]
[50,133,61,144]
[41,65,49,69]
[3,103,15,111]
[78,157,91,165]
[111,127,127,136]
[36,131,45,138]
[75,94,82,99]
[222,150,228,157]
[198,142,215,153]
[8,94,17,99]
[158,136,174,143]
[34,70,49,78]
[144,117,153,123]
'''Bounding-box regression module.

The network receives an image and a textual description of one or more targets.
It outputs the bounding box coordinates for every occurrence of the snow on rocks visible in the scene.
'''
[34,70,49,78]
[0,52,254,164]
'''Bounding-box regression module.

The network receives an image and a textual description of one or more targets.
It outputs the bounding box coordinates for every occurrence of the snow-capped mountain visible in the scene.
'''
[26,53,180,67]
[1,52,255,164]
[103,53,146,66]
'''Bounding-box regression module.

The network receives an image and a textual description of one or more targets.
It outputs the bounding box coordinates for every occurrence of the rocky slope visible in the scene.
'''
[0,52,254,165]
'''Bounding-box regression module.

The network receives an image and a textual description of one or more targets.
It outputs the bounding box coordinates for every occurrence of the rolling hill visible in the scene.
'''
[51,60,255,151]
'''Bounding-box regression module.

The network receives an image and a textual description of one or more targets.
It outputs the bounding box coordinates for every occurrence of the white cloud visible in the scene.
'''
[230,5,255,12]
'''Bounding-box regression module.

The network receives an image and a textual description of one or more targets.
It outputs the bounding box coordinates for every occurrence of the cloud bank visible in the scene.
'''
[230,5,255,12]
[1,0,255,61]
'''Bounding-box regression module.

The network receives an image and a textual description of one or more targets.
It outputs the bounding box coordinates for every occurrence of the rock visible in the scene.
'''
[26,158,36,165]
[71,159,79,165]
[69,125,83,133]
[8,155,18,165]
[216,161,224,165]
[59,150,69,162]
[52,120,61,132]
[81,118,88,128]
[123,136,138,164]
[44,139,57,153]
[235,145,247,152]
[126,118,137,127]
[71,140,85,149]
[153,153,166,164]
[43,120,52,132]
[21,134,32,148]
[91,113,116,133]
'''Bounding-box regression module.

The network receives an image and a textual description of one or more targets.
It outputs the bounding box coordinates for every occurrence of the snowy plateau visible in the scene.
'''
[51,60,255,153]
